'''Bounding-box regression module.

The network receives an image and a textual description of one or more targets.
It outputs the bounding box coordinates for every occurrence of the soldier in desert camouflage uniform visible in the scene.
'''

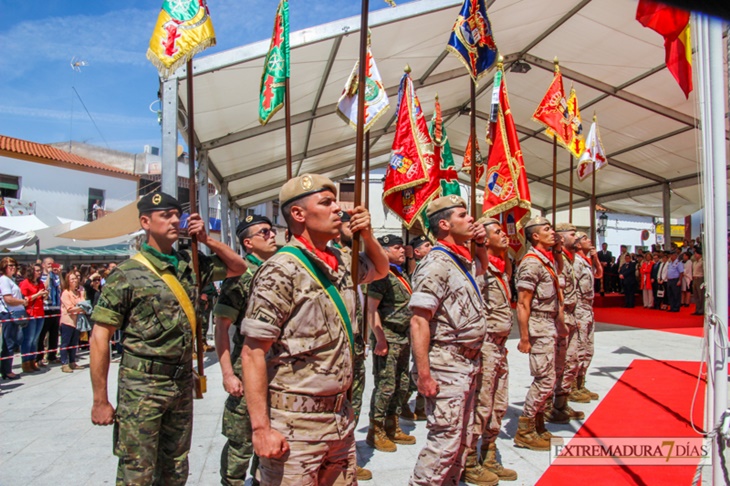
[89,191,245,485]
[240,174,388,485]
[514,217,567,452]
[366,234,415,453]
[214,214,277,486]
[408,196,495,486]
[464,217,517,482]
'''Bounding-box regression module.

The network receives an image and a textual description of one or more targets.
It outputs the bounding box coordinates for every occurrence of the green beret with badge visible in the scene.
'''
[377,234,403,247]
[236,214,272,240]
[137,191,183,216]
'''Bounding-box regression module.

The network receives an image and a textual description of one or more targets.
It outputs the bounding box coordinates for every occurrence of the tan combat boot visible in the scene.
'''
[514,416,550,451]
[568,379,591,403]
[543,400,570,424]
[414,393,427,421]
[555,394,585,420]
[481,442,518,481]
[399,394,417,421]
[366,421,397,452]
[535,412,556,441]
[356,466,372,481]
[384,415,416,445]
[461,449,499,486]
[578,375,599,400]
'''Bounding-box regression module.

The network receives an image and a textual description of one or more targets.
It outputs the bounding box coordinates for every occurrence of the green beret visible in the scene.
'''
[555,222,577,232]
[524,216,551,230]
[279,173,337,207]
[138,191,183,216]
[426,195,467,218]
[409,235,429,250]
[378,234,403,247]
[236,214,272,239]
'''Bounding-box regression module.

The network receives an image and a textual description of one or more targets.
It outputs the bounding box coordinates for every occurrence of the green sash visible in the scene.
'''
[278,246,354,356]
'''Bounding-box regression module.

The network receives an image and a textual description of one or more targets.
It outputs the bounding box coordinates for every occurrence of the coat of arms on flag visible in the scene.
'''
[446,0,498,83]
[259,0,289,125]
[336,40,390,132]
[577,117,607,181]
[147,0,216,79]
[532,60,573,149]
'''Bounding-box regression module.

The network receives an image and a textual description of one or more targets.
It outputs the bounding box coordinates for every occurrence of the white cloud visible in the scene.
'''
[0,104,157,127]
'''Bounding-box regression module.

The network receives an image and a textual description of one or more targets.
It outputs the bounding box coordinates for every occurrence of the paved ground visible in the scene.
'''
[0,321,707,486]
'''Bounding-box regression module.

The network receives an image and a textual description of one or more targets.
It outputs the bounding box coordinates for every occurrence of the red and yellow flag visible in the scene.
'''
[532,62,572,150]
[636,0,692,98]
[461,134,485,184]
[566,86,585,158]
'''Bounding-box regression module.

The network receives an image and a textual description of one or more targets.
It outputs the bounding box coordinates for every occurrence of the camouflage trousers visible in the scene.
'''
[352,333,366,424]
[523,336,557,418]
[258,430,357,486]
[469,336,509,453]
[555,310,581,396]
[114,366,193,486]
[575,302,595,376]
[369,338,411,422]
[220,357,257,485]
[409,346,479,486]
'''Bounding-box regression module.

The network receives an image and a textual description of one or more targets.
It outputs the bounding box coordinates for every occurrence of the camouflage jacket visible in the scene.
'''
[561,250,578,310]
[408,245,486,350]
[367,266,412,344]
[91,246,227,363]
[484,260,513,335]
[515,247,560,337]
[241,238,377,436]
[574,253,595,306]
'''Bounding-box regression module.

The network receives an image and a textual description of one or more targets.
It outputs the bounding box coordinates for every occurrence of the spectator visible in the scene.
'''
[666,250,684,313]
[639,253,654,308]
[597,242,612,295]
[0,257,29,380]
[681,253,693,307]
[692,249,704,315]
[19,264,47,373]
[656,253,670,310]
[60,272,86,373]
[85,273,102,307]
[37,259,62,366]
[650,253,662,310]
[618,254,638,308]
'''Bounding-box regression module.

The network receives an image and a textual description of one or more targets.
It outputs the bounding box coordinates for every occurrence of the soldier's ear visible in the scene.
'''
[289,204,306,224]
[139,214,151,231]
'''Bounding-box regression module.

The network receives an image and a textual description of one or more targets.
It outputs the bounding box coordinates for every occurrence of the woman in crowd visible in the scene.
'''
[619,254,638,308]
[0,257,29,380]
[19,264,47,372]
[639,252,654,308]
[681,252,693,307]
[59,272,86,373]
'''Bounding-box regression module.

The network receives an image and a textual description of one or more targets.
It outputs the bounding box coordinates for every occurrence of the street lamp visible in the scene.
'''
[598,212,608,235]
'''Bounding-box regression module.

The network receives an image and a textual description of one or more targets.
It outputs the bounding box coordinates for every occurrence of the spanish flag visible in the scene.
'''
[636,0,692,98]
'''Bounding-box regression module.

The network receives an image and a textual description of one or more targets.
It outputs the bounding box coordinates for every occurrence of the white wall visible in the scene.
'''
[0,156,138,224]
[595,213,656,256]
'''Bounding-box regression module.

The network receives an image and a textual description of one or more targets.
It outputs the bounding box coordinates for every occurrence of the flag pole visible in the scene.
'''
[351,0,369,288]
[285,77,293,179]
[569,154,574,223]
[470,78,477,253]
[590,161,597,244]
[363,129,370,338]
[552,135,557,226]
[186,59,206,397]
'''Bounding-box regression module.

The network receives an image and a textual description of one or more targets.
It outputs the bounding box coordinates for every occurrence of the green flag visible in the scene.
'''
[429,97,460,196]
[259,0,289,125]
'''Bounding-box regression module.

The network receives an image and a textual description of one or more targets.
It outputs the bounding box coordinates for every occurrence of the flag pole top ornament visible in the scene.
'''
[404,64,412,74]
[497,55,504,70]
[553,56,560,71]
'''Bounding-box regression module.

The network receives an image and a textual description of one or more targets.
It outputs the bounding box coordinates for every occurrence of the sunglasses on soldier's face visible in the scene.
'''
[252,228,276,239]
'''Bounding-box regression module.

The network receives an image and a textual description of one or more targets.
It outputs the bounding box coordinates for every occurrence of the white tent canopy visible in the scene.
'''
[164,0,728,218]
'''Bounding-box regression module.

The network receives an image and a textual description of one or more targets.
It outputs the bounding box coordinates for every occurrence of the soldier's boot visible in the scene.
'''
[481,442,518,481]
[514,416,550,451]
[384,415,416,445]
[414,393,427,421]
[555,394,585,420]
[356,466,372,481]
[578,375,599,401]
[399,394,417,421]
[366,421,397,452]
[568,379,591,403]
[544,397,570,424]
[461,450,499,486]
[535,412,556,441]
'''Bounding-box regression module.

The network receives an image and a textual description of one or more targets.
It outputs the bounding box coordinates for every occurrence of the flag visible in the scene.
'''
[446,0,498,83]
[461,134,485,184]
[566,86,585,158]
[429,96,460,196]
[483,64,531,258]
[532,63,572,149]
[147,0,216,79]
[577,118,607,181]
[336,45,390,132]
[259,0,290,125]
[384,0,397,5]
[636,0,692,98]
[382,71,440,229]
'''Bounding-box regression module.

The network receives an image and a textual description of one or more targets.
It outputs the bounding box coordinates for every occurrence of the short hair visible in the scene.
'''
[525,225,540,245]
[281,194,313,228]
[428,208,456,236]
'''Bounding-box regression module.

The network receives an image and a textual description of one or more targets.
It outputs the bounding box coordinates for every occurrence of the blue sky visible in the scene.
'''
[0,0,404,153]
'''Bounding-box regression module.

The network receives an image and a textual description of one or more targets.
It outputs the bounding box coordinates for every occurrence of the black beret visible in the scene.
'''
[236,214,272,239]
[338,210,352,223]
[409,235,429,250]
[377,234,404,247]
[138,191,183,215]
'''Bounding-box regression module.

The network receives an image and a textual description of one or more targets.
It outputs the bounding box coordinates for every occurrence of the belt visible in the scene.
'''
[121,354,191,380]
[432,342,481,360]
[531,310,558,319]
[486,334,508,347]
[269,389,347,413]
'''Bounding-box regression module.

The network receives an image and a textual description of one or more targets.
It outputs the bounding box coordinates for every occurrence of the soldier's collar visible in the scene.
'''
[245,253,264,267]
[142,242,179,269]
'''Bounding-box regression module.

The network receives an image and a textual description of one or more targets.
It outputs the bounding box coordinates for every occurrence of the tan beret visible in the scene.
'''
[524,216,551,230]
[555,222,577,232]
[279,173,337,207]
[477,216,501,227]
[426,195,466,217]
[575,231,588,241]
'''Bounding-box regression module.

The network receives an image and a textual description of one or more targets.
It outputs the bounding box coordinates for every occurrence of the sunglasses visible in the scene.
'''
[252,228,277,239]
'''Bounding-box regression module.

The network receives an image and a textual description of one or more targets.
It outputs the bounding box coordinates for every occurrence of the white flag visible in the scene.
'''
[576,120,607,181]
[336,47,390,132]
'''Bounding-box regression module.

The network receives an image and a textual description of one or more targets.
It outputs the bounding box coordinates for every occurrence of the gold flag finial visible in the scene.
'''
[497,55,504,71]
[593,111,597,122]
[435,92,439,101]
[553,56,560,73]
[404,64,411,74]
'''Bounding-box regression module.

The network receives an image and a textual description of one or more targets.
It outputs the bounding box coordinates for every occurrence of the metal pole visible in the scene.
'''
[198,152,210,255]
[161,78,179,197]
[470,79,477,253]
[552,136,557,226]
[590,166,596,244]
[284,77,293,179]
[662,182,671,251]
[569,154,574,223]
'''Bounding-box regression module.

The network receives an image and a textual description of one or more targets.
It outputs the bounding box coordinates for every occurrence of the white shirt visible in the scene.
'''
[0,275,24,312]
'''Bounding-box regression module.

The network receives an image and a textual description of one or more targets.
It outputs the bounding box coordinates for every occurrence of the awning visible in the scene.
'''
[58,199,141,240]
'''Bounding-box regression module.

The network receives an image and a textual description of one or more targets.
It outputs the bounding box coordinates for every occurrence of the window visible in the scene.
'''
[88,188,105,222]
[0,174,20,198]
[339,182,355,203]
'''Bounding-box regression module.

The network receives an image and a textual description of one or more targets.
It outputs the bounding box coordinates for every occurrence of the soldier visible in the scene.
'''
[214,214,277,486]
[408,196,495,486]
[465,217,517,481]
[514,217,567,451]
[240,174,388,485]
[89,191,246,485]
[571,232,603,403]
[545,223,585,424]
[366,234,415,453]
[400,235,432,422]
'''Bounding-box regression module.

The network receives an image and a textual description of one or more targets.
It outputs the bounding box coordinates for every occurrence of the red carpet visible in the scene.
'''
[538,360,706,486]
[594,305,704,337]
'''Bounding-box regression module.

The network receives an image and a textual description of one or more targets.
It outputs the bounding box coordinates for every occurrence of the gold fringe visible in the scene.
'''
[147,38,216,80]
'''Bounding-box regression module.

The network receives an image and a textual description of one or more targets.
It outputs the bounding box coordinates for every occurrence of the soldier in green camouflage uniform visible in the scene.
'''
[89,192,245,486]
[366,235,415,453]
[214,215,277,486]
